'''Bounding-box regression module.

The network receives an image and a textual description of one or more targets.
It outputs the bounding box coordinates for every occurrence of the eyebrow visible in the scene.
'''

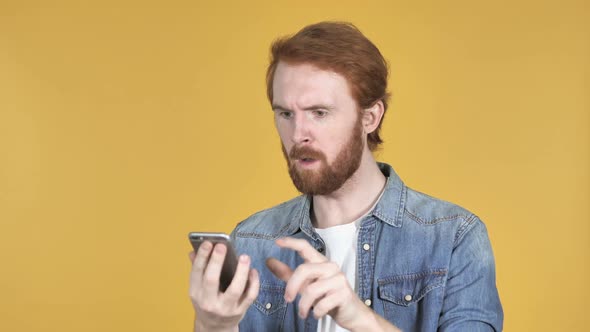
[271,104,335,112]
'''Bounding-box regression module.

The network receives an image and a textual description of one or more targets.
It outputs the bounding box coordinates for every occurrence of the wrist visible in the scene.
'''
[349,308,401,332]
[194,319,238,332]
[348,305,380,332]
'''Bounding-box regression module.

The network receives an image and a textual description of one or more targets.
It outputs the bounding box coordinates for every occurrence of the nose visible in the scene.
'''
[291,112,312,145]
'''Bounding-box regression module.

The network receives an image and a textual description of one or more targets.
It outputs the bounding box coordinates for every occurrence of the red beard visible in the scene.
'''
[282,116,364,195]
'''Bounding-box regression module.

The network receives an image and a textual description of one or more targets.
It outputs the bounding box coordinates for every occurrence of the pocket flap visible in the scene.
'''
[378,269,447,307]
[253,283,287,315]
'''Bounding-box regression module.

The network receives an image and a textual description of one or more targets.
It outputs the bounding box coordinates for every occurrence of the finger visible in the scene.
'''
[297,280,328,319]
[266,258,294,282]
[223,254,251,300]
[312,291,345,319]
[297,278,336,319]
[188,251,196,262]
[202,243,227,298]
[239,268,260,310]
[276,237,327,263]
[190,241,213,285]
[285,262,340,303]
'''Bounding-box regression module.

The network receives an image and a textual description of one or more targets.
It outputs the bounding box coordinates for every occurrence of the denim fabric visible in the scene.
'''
[231,162,503,332]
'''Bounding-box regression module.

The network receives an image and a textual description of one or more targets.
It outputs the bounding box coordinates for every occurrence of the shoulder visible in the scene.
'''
[403,186,484,243]
[232,195,307,239]
[404,186,474,224]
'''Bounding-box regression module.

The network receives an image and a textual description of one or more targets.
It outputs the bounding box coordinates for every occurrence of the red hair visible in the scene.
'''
[266,21,391,151]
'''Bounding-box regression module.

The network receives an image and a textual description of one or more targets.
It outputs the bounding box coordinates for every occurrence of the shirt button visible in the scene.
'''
[364,299,372,306]
[265,302,272,310]
[363,243,370,251]
[404,294,413,302]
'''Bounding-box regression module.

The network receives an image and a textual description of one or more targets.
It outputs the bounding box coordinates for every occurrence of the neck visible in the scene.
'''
[311,148,386,229]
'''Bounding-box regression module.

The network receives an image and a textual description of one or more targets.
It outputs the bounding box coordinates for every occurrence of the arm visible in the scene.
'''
[349,309,402,332]
[194,317,238,332]
[438,216,503,331]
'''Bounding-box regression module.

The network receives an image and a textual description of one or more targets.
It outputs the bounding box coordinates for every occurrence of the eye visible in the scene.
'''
[278,111,293,119]
[313,110,328,118]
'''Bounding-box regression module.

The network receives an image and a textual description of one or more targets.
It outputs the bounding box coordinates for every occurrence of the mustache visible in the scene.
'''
[289,145,325,161]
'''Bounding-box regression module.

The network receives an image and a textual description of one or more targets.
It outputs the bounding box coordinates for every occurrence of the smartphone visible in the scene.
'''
[188,232,238,292]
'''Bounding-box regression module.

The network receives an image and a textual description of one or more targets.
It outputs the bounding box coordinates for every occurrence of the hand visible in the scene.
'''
[188,241,260,332]
[265,237,375,331]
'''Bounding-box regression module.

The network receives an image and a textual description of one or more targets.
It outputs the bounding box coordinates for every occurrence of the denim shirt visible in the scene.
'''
[230,162,503,332]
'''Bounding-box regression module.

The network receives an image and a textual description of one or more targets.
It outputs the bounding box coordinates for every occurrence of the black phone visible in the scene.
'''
[188,232,238,292]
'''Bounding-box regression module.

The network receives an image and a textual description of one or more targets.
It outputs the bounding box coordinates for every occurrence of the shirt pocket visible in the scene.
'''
[377,269,447,323]
[252,283,287,317]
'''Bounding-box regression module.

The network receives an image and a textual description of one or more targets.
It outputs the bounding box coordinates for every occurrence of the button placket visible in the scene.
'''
[356,218,378,311]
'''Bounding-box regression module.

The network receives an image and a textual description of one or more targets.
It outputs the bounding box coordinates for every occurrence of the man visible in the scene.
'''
[189,22,503,332]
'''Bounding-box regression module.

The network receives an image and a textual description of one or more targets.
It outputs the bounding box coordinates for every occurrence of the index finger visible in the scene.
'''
[276,237,327,263]
[189,240,213,294]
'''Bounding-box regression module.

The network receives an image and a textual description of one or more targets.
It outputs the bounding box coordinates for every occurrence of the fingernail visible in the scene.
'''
[200,242,211,251]
[284,294,291,302]
[215,244,226,253]
[240,255,249,263]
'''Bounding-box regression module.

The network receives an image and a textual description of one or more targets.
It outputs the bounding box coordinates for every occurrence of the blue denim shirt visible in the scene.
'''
[230,162,503,332]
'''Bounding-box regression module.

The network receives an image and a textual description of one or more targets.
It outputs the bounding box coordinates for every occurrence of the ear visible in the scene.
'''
[361,100,385,134]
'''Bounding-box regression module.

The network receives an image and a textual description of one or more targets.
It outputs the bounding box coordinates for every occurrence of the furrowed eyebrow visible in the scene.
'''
[303,104,334,111]
[271,104,334,112]
[271,104,291,112]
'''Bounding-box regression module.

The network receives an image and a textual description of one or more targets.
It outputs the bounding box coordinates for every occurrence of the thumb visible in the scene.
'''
[265,257,293,281]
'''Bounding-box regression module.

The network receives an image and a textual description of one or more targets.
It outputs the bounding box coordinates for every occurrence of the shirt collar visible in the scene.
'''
[285,162,407,238]
[371,162,406,228]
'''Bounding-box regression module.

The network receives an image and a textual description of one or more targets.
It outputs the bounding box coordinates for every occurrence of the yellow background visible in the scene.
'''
[1,0,588,331]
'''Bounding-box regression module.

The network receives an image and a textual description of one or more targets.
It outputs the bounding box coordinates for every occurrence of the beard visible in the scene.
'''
[281,116,364,196]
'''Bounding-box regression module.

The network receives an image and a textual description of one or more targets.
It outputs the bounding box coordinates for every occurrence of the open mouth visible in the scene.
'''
[297,158,318,166]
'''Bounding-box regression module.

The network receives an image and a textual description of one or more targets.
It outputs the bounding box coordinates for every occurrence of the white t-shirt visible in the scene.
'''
[313,191,384,332]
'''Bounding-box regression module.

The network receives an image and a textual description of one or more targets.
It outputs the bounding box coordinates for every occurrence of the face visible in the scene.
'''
[272,62,365,195]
